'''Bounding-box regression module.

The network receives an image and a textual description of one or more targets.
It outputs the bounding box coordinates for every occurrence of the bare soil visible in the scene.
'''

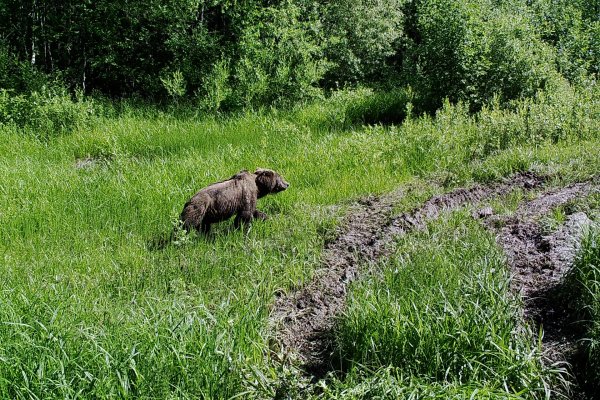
[74,154,113,169]
[270,171,546,376]
[480,182,597,308]
[75,157,98,169]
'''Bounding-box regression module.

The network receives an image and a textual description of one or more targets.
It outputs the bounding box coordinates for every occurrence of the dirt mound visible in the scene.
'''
[270,171,545,375]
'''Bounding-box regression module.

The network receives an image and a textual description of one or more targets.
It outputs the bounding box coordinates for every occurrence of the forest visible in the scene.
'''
[0,0,599,399]
[0,0,597,119]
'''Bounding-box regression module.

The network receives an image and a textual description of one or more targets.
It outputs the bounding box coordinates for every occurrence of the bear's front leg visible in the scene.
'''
[253,210,268,220]
[234,210,254,229]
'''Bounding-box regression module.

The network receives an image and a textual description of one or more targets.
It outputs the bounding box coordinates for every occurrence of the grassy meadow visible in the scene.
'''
[0,83,599,399]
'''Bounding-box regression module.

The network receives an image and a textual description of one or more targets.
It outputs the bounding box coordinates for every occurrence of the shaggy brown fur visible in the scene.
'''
[180,168,289,234]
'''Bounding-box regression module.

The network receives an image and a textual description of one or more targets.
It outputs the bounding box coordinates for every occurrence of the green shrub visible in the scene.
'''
[0,44,48,94]
[198,59,232,113]
[531,0,600,82]
[0,41,96,138]
[0,87,94,138]
[404,0,557,113]
[321,0,407,86]
[230,1,328,109]
[160,70,186,104]
[557,20,600,81]
[471,77,599,157]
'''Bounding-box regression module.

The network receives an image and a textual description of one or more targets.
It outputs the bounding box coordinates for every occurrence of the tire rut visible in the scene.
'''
[477,179,600,396]
[270,171,545,376]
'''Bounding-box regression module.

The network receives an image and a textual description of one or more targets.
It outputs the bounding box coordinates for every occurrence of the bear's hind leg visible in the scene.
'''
[200,222,211,235]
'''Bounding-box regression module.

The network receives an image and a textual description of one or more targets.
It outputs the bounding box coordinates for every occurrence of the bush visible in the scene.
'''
[0,44,49,94]
[344,87,414,126]
[531,0,600,82]
[321,0,407,86]
[197,59,232,113]
[557,20,600,81]
[403,0,557,113]
[228,1,328,109]
[0,87,95,139]
[0,41,95,138]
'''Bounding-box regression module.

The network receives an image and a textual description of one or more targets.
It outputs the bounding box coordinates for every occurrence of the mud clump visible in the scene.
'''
[479,182,597,313]
[75,156,101,169]
[271,171,545,376]
[75,154,113,169]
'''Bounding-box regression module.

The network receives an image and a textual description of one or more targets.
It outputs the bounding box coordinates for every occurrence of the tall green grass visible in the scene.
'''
[0,82,598,398]
[563,227,600,394]
[326,213,557,399]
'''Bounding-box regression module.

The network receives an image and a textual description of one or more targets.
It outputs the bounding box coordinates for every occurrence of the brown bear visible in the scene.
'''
[180,168,289,234]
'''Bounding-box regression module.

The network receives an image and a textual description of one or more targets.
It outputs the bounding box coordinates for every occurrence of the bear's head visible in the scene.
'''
[255,168,289,198]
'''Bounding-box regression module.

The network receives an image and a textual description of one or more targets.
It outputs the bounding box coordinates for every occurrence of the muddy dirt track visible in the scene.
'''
[271,171,599,389]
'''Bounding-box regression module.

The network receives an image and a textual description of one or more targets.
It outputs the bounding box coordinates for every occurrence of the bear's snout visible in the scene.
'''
[277,179,289,192]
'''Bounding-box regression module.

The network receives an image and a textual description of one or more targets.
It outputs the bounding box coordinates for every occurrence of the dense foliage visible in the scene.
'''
[0,0,597,117]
